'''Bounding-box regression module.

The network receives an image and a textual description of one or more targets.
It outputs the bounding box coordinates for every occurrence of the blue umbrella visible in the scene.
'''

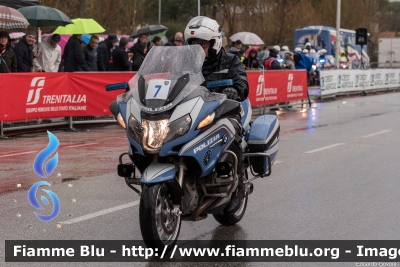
[81,34,91,45]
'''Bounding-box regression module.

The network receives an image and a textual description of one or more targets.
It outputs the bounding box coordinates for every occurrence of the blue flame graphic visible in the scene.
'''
[28,181,60,221]
[33,131,59,178]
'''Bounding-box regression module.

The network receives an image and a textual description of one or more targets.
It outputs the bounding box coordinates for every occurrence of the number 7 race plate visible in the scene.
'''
[145,79,172,100]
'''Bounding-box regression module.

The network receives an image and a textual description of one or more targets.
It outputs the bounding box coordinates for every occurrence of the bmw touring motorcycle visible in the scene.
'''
[107,45,280,248]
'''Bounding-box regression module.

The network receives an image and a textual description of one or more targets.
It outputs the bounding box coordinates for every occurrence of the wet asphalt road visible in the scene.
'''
[1,92,400,267]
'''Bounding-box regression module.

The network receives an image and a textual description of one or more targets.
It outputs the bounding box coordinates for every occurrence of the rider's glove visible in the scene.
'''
[222,87,239,100]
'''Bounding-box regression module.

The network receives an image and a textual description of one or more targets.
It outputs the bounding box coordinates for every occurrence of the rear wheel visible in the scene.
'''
[139,183,181,249]
[213,195,248,226]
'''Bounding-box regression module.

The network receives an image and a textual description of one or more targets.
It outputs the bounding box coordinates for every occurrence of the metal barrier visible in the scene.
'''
[1,100,316,138]
[0,115,116,138]
[320,86,400,100]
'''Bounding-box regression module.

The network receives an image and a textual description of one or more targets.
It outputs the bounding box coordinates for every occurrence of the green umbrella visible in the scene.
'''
[18,6,72,27]
[53,18,105,34]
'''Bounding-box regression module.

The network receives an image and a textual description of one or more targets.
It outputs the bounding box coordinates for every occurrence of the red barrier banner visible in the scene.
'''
[0,72,134,122]
[246,70,308,106]
[0,70,307,122]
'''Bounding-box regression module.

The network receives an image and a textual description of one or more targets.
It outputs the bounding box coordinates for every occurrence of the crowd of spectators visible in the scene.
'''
[0,28,340,74]
[0,29,170,73]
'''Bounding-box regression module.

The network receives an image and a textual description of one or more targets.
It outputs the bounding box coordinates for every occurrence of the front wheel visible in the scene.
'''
[139,183,181,249]
[213,195,248,226]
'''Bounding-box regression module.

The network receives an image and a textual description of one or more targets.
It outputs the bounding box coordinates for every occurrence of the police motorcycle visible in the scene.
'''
[313,51,335,85]
[106,45,280,248]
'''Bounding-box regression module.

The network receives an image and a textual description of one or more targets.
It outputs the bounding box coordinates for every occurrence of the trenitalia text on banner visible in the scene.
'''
[246,70,308,105]
[0,73,133,122]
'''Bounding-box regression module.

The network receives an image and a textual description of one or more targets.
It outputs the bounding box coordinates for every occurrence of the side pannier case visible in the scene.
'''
[246,115,280,175]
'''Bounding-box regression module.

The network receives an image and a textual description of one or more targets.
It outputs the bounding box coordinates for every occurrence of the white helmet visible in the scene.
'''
[294,47,302,53]
[310,49,316,54]
[319,48,327,55]
[282,45,289,51]
[305,42,311,47]
[184,16,222,58]
[302,49,309,54]
[273,45,280,52]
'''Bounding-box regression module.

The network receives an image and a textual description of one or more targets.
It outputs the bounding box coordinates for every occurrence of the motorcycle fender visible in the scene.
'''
[141,163,178,184]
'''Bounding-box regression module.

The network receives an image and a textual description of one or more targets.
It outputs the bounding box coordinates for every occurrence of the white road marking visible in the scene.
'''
[305,143,345,154]
[59,201,140,224]
[0,151,37,158]
[362,130,391,138]
[274,161,283,164]
[66,142,98,148]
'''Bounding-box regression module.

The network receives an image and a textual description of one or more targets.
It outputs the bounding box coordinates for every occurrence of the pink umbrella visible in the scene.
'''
[9,32,25,39]
[245,46,260,56]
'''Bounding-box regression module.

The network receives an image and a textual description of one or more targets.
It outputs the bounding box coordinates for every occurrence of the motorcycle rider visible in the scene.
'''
[184,16,249,214]
[317,48,327,67]
[339,51,348,63]
[339,51,350,68]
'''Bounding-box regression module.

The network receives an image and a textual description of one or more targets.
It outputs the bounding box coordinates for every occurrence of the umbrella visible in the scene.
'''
[244,46,261,56]
[18,6,72,27]
[1,0,40,10]
[0,5,30,29]
[9,32,25,39]
[53,18,105,34]
[230,32,264,45]
[130,25,168,38]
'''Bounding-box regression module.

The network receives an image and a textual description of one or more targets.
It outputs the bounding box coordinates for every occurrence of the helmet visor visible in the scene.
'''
[188,38,210,49]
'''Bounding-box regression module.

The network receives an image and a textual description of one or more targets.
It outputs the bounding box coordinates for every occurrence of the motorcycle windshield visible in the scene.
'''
[121,45,205,114]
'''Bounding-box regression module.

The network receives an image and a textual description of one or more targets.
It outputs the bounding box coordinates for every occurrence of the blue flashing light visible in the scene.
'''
[206,79,234,89]
[105,82,130,91]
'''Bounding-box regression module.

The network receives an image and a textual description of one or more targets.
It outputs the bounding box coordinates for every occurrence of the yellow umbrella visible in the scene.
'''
[53,18,105,34]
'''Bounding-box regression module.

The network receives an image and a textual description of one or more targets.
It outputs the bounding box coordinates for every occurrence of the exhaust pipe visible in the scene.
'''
[191,197,217,221]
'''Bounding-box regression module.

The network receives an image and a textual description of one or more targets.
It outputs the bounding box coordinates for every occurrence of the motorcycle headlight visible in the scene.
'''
[164,115,191,144]
[142,119,169,151]
[117,113,126,129]
[128,115,142,144]
[197,112,215,129]
[312,65,316,71]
